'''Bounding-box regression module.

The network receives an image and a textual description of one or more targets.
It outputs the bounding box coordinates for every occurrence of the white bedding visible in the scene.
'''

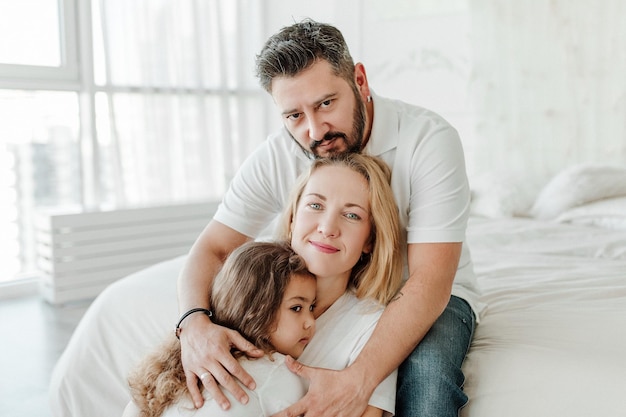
[49,217,626,417]
[462,217,626,417]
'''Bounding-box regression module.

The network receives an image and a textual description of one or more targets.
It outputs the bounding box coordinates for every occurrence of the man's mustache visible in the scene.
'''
[310,132,346,150]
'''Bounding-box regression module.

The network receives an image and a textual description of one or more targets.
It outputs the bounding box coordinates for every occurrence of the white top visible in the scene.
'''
[159,292,396,417]
[160,353,306,417]
[299,291,397,416]
[215,92,485,318]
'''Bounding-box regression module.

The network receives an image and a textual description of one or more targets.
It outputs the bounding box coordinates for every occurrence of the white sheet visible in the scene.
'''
[49,217,626,417]
[461,217,626,417]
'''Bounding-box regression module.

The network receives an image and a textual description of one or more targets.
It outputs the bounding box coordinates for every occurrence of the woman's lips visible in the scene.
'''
[309,240,339,253]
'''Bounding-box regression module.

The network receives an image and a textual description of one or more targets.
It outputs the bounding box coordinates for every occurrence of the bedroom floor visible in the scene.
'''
[0,295,90,417]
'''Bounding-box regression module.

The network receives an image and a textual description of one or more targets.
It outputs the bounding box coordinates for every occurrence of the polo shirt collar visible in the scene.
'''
[362,90,399,156]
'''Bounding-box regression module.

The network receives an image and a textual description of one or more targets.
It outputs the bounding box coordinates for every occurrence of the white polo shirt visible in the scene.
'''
[214,91,484,318]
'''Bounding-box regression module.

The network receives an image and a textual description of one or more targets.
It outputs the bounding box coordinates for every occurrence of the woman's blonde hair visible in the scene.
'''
[127,241,313,417]
[278,153,403,305]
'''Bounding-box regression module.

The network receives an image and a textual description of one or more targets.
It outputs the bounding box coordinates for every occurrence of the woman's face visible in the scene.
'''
[290,165,372,281]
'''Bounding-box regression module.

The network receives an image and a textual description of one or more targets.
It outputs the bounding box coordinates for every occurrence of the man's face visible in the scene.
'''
[271,60,366,158]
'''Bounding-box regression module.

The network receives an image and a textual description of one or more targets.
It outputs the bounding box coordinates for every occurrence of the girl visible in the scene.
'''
[123,241,316,417]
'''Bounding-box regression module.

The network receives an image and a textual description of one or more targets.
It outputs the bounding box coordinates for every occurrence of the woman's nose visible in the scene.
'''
[317,215,339,238]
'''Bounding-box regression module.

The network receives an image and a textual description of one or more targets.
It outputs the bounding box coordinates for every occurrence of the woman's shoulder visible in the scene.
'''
[330,291,385,317]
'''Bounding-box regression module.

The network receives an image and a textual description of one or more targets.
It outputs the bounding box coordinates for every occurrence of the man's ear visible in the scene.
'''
[354,62,370,98]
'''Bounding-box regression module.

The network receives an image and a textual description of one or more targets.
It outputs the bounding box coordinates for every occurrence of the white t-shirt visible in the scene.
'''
[159,292,395,417]
[299,290,397,416]
[214,92,484,318]
[160,353,306,417]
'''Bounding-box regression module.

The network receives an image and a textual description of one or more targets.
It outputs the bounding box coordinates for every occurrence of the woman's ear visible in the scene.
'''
[362,241,372,255]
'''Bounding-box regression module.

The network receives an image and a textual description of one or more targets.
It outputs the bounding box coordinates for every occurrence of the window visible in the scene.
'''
[0,0,265,287]
[0,0,78,84]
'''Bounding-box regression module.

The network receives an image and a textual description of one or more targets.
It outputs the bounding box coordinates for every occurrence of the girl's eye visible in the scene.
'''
[309,304,316,312]
[291,305,303,312]
[308,203,322,210]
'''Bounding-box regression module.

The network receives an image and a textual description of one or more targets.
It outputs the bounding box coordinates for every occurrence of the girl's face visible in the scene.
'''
[290,165,372,281]
[269,273,316,359]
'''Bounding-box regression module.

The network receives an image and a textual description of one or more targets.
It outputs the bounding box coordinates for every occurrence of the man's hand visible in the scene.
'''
[180,313,264,410]
[271,356,373,417]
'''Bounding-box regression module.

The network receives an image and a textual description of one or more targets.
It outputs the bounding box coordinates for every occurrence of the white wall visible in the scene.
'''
[260,0,626,183]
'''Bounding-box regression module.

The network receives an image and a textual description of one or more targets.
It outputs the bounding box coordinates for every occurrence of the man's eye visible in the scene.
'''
[320,99,332,108]
[286,113,301,121]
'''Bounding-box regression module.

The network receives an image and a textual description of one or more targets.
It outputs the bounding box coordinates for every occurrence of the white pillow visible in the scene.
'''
[470,171,541,218]
[555,196,626,230]
[530,164,626,220]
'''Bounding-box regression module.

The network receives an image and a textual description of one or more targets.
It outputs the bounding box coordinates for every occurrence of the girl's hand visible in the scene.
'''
[179,313,264,409]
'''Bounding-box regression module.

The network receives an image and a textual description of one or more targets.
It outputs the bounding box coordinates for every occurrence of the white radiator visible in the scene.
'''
[35,201,219,305]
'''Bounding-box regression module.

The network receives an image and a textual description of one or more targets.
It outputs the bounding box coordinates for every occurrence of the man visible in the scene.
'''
[176,19,482,417]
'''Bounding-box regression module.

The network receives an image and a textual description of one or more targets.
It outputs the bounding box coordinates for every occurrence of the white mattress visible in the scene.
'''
[461,217,626,416]
[49,217,626,417]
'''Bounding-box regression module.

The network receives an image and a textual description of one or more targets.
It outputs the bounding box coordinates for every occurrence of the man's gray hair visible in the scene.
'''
[255,19,356,92]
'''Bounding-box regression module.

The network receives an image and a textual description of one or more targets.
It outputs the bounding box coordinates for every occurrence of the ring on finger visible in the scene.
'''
[199,372,211,381]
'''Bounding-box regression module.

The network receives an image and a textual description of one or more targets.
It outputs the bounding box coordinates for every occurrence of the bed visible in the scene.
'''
[49,163,626,417]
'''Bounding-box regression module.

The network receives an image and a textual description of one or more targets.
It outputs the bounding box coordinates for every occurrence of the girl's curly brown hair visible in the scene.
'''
[127,241,312,417]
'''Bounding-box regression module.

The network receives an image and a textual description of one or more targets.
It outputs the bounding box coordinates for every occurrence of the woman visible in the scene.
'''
[171,153,402,416]
[277,153,404,416]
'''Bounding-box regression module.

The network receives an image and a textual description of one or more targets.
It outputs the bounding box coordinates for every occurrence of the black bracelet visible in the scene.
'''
[175,308,213,339]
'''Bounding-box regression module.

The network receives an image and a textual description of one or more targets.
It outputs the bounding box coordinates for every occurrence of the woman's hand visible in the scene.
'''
[179,313,264,409]
[271,356,374,417]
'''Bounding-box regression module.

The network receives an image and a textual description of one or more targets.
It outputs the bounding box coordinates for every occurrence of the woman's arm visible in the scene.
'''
[177,220,263,409]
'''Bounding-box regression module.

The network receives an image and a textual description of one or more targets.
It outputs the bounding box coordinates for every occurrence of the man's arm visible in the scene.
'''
[272,241,461,417]
[177,220,263,410]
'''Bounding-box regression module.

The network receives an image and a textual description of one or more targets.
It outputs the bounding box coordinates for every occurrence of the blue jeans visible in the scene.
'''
[395,295,476,417]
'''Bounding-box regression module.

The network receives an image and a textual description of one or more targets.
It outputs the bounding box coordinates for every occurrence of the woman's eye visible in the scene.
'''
[291,305,303,312]
[308,203,322,210]
[345,212,361,220]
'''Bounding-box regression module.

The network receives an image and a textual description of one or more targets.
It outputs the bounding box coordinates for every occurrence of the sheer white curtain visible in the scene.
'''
[93,0,266,207]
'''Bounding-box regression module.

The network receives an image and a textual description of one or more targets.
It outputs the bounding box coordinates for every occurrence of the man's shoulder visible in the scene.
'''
[378,94,454,128]
[252,127,311,163]
[237,128,309,176]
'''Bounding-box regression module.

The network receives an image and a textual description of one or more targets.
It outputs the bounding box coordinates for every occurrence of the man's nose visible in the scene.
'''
[307,114,330,142]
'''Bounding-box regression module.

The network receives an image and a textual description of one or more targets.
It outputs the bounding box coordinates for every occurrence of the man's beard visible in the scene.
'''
[290,90,367,159]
